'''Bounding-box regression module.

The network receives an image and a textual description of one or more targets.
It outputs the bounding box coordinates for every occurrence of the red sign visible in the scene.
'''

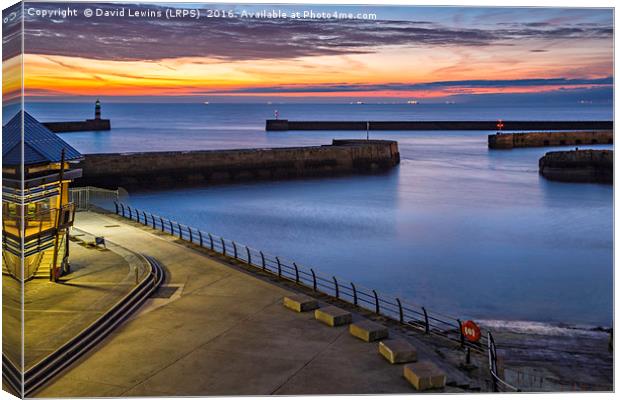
[496,119,504,131]
[461,320,481,343]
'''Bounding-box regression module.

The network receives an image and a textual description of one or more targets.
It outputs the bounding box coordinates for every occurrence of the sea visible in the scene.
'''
[15,102,614,328]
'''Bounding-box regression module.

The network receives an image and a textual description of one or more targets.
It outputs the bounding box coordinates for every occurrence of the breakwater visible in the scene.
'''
[77,139,400,189]
[43,119,111,133]
[266,119,612,131]
[488,130,613,149]
[539,150,612,184]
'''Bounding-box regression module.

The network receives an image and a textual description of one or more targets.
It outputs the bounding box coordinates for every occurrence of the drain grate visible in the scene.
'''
[151,286,178,299]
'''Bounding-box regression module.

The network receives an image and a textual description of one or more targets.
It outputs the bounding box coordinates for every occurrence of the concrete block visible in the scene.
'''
[379,339,417,364]
[349,320,388,342]
[314,306,352,327]
[403,361,446,391]
[283,295,319,312]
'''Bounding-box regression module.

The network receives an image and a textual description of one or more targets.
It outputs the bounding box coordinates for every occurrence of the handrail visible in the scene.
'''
[113,202,510,383]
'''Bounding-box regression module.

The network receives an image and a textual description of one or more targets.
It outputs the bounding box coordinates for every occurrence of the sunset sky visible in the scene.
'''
[2,2,614,103]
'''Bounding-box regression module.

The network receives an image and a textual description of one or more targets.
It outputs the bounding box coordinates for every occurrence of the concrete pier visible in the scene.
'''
[488,130,613,149]
[266,119,612,131]
[44,119,111,133]
[539,150,613,184]
[34,211,476,396]
[77,139,400,189]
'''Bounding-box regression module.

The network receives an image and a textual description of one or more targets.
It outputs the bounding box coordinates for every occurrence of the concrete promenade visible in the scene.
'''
[35,211,470,396]
[24,232,148,369]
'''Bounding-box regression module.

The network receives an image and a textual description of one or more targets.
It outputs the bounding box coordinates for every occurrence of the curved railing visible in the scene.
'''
[2,253,165,397]
[113,201,515,391]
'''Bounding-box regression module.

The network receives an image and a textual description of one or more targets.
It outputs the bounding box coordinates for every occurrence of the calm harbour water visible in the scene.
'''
[22,102,614,327]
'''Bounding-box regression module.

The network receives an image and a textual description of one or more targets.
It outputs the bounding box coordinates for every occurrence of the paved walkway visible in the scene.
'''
[36,211,433,396]
[2,231,146,370]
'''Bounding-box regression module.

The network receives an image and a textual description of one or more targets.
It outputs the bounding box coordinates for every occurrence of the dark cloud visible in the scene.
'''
[18,2,613,62]
[212,77,613,94]
[2,4,23,61]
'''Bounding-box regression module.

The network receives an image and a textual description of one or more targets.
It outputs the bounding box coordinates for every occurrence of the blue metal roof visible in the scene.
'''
[2,111,83,166]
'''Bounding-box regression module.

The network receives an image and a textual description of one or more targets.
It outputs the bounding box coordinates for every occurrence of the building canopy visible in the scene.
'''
[3,111,83,166]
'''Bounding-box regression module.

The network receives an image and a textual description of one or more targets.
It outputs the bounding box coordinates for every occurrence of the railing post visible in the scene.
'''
[142,211,147,225]
[209,233,214,250]
[260,251,266,270]
[120,203,125,217]
[276,257,282,277]
[293,262,299,283]
[151,213,156,229]
[246,246,251,265]
[188,226,193,243]
[422,307,430,334]
[311,268,317,291]
[457,319,465,347]
[178,222,183,239]
[127,205,132,220]
[114,202,119,215]
[169,219,174,234]
[160,216,164,232]
[396,298,404,323]
[333,276,339,299]
[232,242,238,259]
[199,231,203,247]
[372,289,380,314]
[221,237,226,255]
[351,282,358,305]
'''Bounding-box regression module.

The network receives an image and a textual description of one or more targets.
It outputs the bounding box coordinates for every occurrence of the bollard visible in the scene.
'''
[260,251,266,271]
[396,298,404,323]
[333,276,339,299]
[422,307,430,334]
[276,257,282,277]
[351,282,358,305]
[293,262,299,283]
[246,247,251,265]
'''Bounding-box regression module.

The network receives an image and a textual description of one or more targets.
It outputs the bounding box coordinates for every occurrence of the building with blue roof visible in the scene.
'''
[2,111,83,281]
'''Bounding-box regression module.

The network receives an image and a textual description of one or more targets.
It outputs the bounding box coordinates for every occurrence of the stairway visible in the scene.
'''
[32,235,66,279]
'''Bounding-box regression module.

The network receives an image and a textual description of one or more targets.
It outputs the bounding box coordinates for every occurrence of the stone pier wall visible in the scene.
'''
[77,139,400,189]
[539,150,613,184]
[488,130,613,149]
[44,119,111,133]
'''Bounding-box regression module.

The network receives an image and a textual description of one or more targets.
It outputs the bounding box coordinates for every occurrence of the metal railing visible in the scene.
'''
[487,332,519,392]
[112,202,502,350]
[70,187,120,211]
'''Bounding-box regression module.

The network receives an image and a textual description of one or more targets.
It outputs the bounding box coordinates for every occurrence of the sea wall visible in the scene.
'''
[539,150,612,184]
[488,131,613,149]
[266,119,613,131]
[44,119,111,133]
[77,139,400,189]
